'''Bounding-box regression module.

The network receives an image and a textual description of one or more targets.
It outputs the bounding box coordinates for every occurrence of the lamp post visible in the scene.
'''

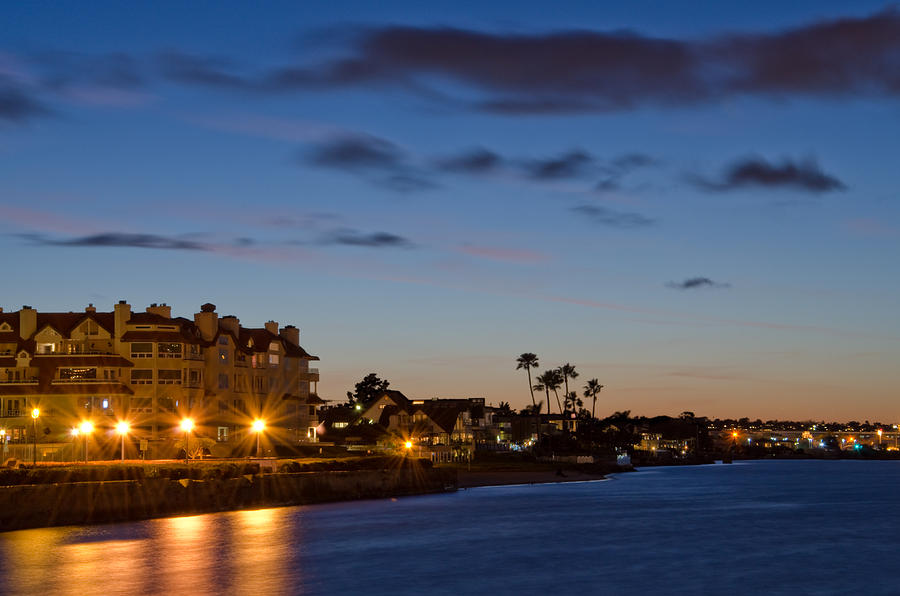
[79,421,94,462]
[251,419,265,457]
[116,422,130,461]
[31,408,40,466]
[180,418,194,463]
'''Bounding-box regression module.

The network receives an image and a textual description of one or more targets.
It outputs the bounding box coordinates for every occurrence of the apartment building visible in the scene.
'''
[0,301,321,458]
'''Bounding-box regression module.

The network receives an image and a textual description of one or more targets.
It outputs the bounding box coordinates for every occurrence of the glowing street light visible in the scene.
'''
[251,419,265,457]
[79,421,94,462]
[116,422,130,461]
[404,440,413,450]
[180,418,194,462]
[31,408,40,466]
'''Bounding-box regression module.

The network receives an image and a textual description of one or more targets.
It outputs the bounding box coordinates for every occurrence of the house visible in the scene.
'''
[0,302,321,459]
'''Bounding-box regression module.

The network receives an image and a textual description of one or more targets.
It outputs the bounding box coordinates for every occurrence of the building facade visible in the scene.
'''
[0,301,321,459]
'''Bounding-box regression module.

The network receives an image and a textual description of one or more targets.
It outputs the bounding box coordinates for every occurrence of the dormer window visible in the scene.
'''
[81,320,99,336]
[36,342,56,355]
[0,322,12,332]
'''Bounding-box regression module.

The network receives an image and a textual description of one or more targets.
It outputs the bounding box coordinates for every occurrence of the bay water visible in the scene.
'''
[1,460,897,595]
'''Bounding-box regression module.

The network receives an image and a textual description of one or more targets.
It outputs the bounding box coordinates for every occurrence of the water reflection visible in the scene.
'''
[2,462,899,595]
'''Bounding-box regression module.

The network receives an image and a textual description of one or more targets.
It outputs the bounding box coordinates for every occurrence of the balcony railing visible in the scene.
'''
[184,353,204,361]
[52,378,110,384]
[1,409,22,418]
[0,378,39,384]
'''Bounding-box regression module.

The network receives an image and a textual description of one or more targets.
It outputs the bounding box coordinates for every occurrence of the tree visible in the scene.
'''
[558,363,578,409]
[516,353,540,408]
[564,391,583,414]
[583,378,604,419]
[496,401,514,416]
[535,369,563,415]
[346,372,390,408]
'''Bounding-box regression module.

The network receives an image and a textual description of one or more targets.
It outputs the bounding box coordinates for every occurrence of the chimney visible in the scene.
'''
[114,301,131,340]
[146,303,171,318]
[194,304,218,341]
[281,325,299,346]
[220,315,240,337]
[265,320,279,335]
[85,303,96,313]
[19,306,37,340]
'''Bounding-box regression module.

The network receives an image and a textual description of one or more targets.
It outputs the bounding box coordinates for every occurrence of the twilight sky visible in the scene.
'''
[2,1,899,421]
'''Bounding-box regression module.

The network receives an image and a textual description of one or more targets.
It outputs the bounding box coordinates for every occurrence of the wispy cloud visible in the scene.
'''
[690,157,845,193]
[571,204,655,228]
[457,244,548,264]
[666,277,731,290]
[320,229,414,248]
[22,232,209,251]
[158,10,900,113]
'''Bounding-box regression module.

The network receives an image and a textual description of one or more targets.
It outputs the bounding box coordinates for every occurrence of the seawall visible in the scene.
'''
[0,468,458,532]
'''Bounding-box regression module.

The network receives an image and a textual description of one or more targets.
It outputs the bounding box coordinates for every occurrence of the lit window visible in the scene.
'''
[269,354,280,366]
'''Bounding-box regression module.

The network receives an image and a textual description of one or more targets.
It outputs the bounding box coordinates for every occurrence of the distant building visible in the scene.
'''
[0,302,321,458]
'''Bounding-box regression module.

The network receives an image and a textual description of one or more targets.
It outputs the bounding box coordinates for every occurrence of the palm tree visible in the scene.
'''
[564,391,583,414]
[559,363,578,410]
[536,369,563,415]
[583,378,604,419]
[516,353,540,408]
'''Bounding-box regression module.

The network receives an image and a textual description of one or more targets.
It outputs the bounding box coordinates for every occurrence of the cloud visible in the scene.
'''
[194,10,900,113]
[666,277,730,290]
[306,135,404,170]
[321,229,413,248]
[34,52,144,91]
[23,232,209,251]
[436,148,503,173]
[691,157,845,193]
[457,244,548,264]
[0,83,49,122]
[158,51,251,89]
[303,134,437,192]
[571,204,655,228]
[523,149,592,179]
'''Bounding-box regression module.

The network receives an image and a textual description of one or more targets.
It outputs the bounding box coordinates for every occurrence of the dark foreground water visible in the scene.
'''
[1,460,898,595]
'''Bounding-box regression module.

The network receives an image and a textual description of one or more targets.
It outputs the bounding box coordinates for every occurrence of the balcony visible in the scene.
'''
[300,368,320,382]
[1,409,22,418]
[184,352,204,361]
[0,378,39,384]
[52,378,111,384]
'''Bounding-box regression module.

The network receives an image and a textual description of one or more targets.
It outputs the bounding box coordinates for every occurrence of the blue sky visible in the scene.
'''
[2,1,899,420]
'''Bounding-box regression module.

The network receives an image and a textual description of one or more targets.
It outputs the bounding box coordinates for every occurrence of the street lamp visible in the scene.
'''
[116,421,130,461]
[79,421,94,462]
[251,419,265,457]
[31,408,40,466]
[180,418,194,462]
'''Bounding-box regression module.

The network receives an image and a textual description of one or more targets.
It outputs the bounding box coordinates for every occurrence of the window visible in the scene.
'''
[158,370,181,385]
[58,367,97,380]
[131,343,153,358]
[218,400,227,413]
[268,354,280,366]
[187,369,201,386]
[219,348,230,364]
[254,376,264,393]
[36,343,56,354]
[217,426,229,442]
[218,373,229,389]
[218,336,229,345]
[187,344,201,359]
[101,399,109,410]
[157,343,182,358]
[81,321,99,336]
[131,369,152,384]
[334,421,348,429]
